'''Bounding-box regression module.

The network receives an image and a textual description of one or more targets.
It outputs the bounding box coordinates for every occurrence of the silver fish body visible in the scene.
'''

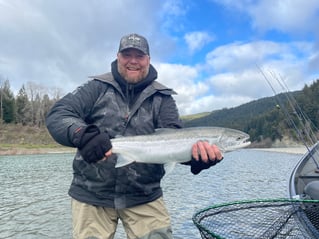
[111,127,251,168]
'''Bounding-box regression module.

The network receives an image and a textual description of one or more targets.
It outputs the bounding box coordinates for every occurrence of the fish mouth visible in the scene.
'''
[243,139,251,147]
[236,136,251,145]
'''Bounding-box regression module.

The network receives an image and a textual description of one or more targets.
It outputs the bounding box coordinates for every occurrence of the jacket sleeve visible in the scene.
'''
[45,80,104,147]
[157,95,183,129]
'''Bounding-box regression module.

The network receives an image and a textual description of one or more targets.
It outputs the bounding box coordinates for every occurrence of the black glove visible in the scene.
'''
[183,156,222,175]
[72,125,112,163]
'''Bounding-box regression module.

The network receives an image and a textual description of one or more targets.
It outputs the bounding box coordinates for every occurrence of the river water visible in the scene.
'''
[0,149,303,239]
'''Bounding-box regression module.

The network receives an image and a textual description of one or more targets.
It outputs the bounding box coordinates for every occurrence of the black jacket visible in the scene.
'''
[46,61,182,208]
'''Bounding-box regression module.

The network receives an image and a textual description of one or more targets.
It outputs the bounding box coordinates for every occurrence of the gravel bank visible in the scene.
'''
[251,147,307,155]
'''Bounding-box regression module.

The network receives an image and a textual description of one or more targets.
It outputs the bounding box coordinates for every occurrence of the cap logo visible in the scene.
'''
[128,35,141,45]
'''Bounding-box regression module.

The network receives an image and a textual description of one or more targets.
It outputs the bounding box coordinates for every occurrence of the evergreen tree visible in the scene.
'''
[0,79,15,123]
[16,85,31,125]
[42,94,53,121]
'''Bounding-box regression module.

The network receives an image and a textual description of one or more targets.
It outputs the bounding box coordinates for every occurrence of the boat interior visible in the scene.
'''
[304,180,319,200]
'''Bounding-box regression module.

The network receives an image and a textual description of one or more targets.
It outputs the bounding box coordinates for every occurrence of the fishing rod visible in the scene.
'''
[257,67,319,169]
[258,68,312,149]
[268,70,318,146]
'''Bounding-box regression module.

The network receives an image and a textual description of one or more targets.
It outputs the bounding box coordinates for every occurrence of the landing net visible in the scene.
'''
[192,199,319,239]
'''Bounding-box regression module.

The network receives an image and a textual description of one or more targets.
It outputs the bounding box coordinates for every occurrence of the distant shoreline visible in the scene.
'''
[0,146,308,156]
[250,147,307,155]
[0,147,75,156]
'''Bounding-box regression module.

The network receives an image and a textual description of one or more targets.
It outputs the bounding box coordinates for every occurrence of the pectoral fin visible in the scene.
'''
[115,152,138,168]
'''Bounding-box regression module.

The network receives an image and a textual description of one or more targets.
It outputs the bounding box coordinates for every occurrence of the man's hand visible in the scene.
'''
[73,125,112,163]
[99,149,113,162]
[192,141,223,162]
[187,140,223,175]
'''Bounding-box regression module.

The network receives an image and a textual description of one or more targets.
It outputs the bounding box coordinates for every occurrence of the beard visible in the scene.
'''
[117,64,149,84]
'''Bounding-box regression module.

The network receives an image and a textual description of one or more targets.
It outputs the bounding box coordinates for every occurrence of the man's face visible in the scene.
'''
[117,48,150,84]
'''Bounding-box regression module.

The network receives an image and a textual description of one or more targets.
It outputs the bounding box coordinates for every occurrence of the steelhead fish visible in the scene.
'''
[111,127,250,169]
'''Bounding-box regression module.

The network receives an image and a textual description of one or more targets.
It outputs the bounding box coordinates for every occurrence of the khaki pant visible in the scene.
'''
[72,197,173,239]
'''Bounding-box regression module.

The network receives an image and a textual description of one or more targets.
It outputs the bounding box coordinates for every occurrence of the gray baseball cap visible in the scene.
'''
[118,33,150,56]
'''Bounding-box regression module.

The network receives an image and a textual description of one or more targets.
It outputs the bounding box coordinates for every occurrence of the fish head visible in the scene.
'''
[217,128,251,152]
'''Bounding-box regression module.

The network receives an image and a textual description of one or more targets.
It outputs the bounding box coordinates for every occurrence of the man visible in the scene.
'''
[46,33,223,239]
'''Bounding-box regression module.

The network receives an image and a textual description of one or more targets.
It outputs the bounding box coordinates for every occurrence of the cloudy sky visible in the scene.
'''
[1,0,319,115]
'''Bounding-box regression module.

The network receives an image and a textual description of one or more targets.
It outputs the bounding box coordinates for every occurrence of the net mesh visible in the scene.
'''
[192,199,319,239]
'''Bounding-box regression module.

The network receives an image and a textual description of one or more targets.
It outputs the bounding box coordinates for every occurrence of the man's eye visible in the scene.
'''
[123,53,131,57]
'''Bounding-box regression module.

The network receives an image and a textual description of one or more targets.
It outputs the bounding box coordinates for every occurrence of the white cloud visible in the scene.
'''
[205,40,315,90]
[184,31,214,53]
[155,62,210,115]
[0,0,165,93]
[154,62,251,115]
[176,38,317,115]
[247,0,319,34]
[205,41,282,71]
[160,0,189,33]
[212,0,319,34]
